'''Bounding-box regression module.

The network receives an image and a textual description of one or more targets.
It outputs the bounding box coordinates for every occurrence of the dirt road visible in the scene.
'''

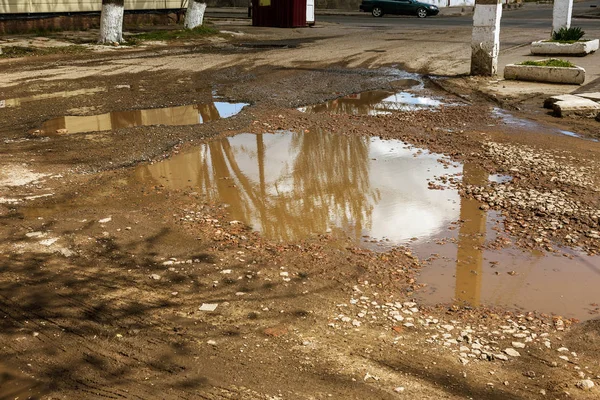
[1,17,599,400]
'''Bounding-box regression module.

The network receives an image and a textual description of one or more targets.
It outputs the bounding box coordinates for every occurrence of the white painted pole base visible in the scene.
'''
[184,1,207,30]
[99,3,125,44]
[470,2,502,76]
[552,0,573,34]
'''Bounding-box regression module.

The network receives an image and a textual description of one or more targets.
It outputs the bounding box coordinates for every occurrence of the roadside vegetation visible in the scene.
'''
[520,58,576,68]
[0,45,89,58]
[125,24,219,45]
[550,26,587,43]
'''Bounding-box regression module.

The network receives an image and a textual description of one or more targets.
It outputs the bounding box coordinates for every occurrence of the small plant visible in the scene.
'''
[551,27,585,42]
[520,59,576,68]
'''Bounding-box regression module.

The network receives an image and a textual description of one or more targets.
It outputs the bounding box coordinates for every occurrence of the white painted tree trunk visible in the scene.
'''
[185,0,207,29]
[99,1,125,44]
[470,0,503,76]
[552,0,573,34]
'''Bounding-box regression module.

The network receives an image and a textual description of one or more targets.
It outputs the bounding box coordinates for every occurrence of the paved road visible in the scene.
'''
[207,1,600,30]
[319,1,599,28]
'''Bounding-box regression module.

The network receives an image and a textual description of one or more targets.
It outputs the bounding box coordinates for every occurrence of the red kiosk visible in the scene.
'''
[251,0,308,28]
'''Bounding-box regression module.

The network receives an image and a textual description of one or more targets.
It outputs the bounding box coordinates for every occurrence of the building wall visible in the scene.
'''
[0,1,186,14]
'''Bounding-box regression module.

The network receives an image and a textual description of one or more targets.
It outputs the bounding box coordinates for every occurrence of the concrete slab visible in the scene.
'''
[504,63,586,85]
[575,92,600,102]
[531,39,599,57]
[552,98,600,117]
[543,94,586,109]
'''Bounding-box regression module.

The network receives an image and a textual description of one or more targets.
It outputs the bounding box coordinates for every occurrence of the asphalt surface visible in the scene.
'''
[207,1,600,29]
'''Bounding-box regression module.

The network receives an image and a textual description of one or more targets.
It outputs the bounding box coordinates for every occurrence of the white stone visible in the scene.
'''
[199,303,218,312]
[25,231,44,238]
[531,39,599,57]
[504,63,585,85]
[504,348,521,357]
[39,238,58,246]
[512,342,526,349]
[575,379,594,390]
[99,217,112,224]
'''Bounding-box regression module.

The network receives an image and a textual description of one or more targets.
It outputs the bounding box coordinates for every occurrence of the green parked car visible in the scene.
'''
[360,0,440,18]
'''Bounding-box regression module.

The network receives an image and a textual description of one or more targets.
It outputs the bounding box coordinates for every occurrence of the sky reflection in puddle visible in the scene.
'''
[298,89,443,115]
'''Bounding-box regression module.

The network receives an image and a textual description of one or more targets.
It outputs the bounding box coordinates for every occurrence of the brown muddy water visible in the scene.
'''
[32,101,248,135]
[134,130,600,321]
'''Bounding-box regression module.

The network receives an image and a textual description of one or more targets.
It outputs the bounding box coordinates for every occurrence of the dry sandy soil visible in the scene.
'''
[1,18,599,400]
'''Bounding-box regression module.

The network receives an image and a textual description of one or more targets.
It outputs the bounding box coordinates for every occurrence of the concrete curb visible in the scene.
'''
[531,39,600,56]
[504,63,586,85]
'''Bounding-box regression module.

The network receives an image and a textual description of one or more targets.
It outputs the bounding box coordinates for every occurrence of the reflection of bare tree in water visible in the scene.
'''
[286,129,377,240]
[191,130,377,241]
[197,102,221,122]
[306,91,393,115]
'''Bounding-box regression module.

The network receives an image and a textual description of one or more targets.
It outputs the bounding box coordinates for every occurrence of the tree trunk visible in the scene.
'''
[184,0,207,29]
[99,0,125,44]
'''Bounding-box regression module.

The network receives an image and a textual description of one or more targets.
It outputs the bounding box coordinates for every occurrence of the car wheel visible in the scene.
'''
[372,7,383,17]
[416,7,427,18]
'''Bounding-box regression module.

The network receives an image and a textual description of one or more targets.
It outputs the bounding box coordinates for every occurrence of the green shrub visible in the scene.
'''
[551,27,585,41]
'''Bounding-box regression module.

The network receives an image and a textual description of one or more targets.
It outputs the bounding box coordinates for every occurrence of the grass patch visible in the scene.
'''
[519,59,576,68]
[126,24,219,44]
[0,45,89,58]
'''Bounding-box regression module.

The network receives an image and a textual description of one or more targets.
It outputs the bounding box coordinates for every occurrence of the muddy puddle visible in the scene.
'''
[134,129,600,320]
[136,129,462,243]
[297,86,445,115]
[32,101,248,135]
[492,107,598,142]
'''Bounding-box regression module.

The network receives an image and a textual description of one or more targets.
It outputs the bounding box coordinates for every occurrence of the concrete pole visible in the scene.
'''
[552,0,573,34]
[470,0,503,76]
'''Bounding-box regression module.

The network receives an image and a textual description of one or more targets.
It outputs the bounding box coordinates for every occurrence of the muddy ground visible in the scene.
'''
[1,19,600,400]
